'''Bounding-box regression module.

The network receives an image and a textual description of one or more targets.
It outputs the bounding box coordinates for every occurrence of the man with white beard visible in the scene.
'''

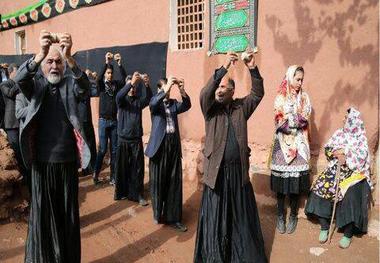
[15,30,91,263]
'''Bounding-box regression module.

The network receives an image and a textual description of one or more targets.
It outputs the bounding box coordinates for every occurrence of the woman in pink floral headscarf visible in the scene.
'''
[269,65,312,234]
[305,107,373,249]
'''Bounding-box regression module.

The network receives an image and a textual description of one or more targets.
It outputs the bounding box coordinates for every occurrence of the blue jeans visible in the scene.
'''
[94,118,118,180]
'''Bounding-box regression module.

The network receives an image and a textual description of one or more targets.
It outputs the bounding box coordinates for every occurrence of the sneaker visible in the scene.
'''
[319,230,329,243]
[276,215,286,234]
[171,222,188,232]
[109,179,115,186]
[286,215,298,234]
[339,236,352,249]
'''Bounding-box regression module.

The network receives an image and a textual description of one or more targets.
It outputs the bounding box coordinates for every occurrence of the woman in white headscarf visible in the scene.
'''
[269,65,312,234]
[305,107,372,248]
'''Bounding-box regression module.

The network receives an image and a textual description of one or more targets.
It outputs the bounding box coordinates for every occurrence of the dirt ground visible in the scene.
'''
[0,169,379,263]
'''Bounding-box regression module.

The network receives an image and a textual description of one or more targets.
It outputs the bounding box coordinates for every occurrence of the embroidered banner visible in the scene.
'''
[209,0,258,55]
[0,0,111,32]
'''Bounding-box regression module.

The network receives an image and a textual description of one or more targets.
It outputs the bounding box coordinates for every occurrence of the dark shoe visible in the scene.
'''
[138,198,149,206]
[287,215,298,234]
[276,215,286,234]
[93,177,100,185]
[171,222,187,232]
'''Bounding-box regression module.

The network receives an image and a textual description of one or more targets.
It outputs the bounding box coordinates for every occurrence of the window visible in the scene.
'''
[15,30,26,55]
[170,0,204,51]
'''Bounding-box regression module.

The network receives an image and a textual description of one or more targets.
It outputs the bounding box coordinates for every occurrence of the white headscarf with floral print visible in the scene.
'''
[325,107,371,181]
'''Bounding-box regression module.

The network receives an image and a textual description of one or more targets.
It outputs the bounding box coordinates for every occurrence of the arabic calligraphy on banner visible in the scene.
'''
[209,0,258,55]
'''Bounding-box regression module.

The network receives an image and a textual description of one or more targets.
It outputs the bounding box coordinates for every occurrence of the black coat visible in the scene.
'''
[0,79,20,129]
[15,58,91,169]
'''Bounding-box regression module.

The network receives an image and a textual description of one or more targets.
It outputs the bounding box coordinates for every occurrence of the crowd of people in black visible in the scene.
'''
[0,30,374,263]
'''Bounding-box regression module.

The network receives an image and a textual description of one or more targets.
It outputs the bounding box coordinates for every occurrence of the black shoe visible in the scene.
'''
[287,215,298,234]
[93,177,100,185]
[171,222,187,232]
[276,215,286,234]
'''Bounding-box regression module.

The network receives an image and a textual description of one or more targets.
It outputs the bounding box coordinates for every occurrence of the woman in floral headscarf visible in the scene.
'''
[269,65,312,234]
[305,107,372,248]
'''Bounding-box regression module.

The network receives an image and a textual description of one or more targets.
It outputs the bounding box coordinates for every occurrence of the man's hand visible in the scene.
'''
[114,53,121,66]
[85,69,91,77]
[163,76,177,94]
[59,33,76,68]
[142,74,150,87]
[178,78,186,97]
[60,33,72,58]
[92,71,98,80]
[243,51,256,69]
[35,30,52,64]
[105,52,113,64]
[131,72,142,87]
[222,51,238,70]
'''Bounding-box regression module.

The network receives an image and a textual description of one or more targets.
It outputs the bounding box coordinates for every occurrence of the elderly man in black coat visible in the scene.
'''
[15,30,90,263]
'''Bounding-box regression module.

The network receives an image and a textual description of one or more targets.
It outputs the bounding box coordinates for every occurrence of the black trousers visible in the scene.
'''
[194,162,267,263]
[24,162,80,263]
[149,134,182,223]
[114,138,145,201]
[276,193,299,217]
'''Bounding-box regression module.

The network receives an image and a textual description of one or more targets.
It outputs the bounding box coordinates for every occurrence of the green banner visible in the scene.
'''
[216,10,248,30]
[0,0,111,32]
[209,0,258,54]
[215,35,249,53]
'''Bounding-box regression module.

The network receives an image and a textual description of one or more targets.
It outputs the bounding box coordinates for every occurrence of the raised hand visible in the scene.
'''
[243,50,256,69]
[59,33,76,68]
[114,53,121,66]
[59,33,72,60]
[164,76,177,94]
[105,52,113,64]
[142,73,150,87]
[35,30,52,63]
[131,71,142,87]
[222,51,238,70]
[178,78,186,96]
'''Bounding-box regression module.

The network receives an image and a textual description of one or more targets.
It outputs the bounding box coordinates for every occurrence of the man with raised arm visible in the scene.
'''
[145,77,191,232]
[15,30,90,263]
[194,51,267,262]
[93,52,126,185]
[114,72,152,205]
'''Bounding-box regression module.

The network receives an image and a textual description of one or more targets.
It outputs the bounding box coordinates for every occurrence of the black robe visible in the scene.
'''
[149,133,183,223]
[194,116,267,263]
